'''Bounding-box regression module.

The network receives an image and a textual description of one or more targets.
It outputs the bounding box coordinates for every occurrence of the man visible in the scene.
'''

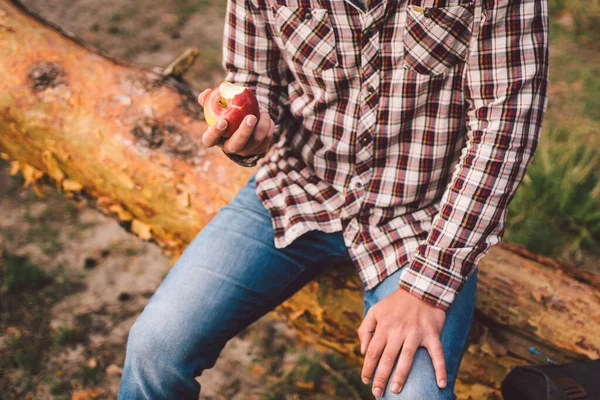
[119,0,548,397]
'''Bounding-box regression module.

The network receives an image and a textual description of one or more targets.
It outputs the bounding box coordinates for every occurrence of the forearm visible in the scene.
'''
[399,0,550,311]
[221,0,291,166]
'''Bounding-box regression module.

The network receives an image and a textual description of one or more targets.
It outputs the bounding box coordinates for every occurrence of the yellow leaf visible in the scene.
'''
[6,326,21,337]
[9,161,19,175]
[97,196,113,207]
[63,179,83,192]
[71,389,102,400]
[33,185,45,198]
[21,163,44,187]
[295,380,315,389]
[109,205,133,221]
[105,364,123,376]
[131,219,152,240]
[41,150,65,183]
[0,152,9,160]
[250,364,265,378]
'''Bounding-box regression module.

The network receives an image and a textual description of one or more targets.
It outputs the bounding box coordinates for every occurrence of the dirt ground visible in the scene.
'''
[0,165,369,400]
[0,162,271,399]
[24,0,229,91]
[0,1,372,399]
[2,0,598,399]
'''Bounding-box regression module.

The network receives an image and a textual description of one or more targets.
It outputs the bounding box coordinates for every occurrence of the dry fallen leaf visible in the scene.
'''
[63,179,83,192]
[41,150,65,183]
[9,161,20,175]
[33,185,45,198]
[295,380,315,390]
[6,326,22,337]
[21,163,44,187]
[71,389,102,400]
[250,364,265,378]
[105,364,123,376]
[132,219,152,240]
[109,204,133,221]
[86,358,98,369]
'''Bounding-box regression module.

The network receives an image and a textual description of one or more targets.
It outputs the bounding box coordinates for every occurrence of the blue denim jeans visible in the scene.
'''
[118,174,477,399]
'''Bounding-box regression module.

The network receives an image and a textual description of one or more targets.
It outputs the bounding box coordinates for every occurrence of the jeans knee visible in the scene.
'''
[125,316,163,365]
[378,378,453,400]
[120,310,204,398]
[124,302,220,374]
[125,309,185,370]
[378,364,454,400]
[385,385,452,400]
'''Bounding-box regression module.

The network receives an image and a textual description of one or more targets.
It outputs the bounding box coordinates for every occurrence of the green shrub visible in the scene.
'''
[548,0,600,45]
[506,128,600,259]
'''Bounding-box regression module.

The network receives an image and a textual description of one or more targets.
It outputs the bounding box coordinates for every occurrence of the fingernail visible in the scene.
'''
[373,387,382,397]
[217,119,227,129]
[362,377,371,384]
[391,383,400,393]
[246,115,257,126]
[438,379,446,387]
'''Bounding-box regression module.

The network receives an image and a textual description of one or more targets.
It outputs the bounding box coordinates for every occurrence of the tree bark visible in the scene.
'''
[1,1,598,398]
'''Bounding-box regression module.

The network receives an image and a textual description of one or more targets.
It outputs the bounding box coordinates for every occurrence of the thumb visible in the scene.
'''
[198,89,211,107]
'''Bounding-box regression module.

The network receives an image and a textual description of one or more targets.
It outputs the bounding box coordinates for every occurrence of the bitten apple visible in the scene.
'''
[203,82,260,139]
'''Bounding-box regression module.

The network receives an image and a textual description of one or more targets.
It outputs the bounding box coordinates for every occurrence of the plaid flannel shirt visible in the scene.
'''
[221,0,549,311]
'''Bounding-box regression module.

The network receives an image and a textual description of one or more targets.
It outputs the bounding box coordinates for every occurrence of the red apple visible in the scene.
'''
[203,82,260,139]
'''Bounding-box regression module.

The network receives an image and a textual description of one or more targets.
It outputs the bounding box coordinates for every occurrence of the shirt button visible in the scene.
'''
[354,181,363,189]
[303,12,313,20]
[367,85,376,93]
[359,134,371,147]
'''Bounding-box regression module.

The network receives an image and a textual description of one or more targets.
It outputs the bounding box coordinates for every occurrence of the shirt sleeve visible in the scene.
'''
[220,0,292,167]
[398,0,550,311]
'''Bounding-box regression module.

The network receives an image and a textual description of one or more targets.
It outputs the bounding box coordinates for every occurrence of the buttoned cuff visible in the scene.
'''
[221,149,267,167]
[398,253,467,312]
[221,121,284,167]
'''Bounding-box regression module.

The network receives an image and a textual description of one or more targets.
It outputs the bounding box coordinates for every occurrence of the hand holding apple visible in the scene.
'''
[199,82,274,157]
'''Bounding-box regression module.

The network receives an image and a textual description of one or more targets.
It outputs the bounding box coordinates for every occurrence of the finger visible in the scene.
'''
[371,336,403,398]
[389,335,420,393]
[253,110,272,144]
[252,119,274,154]
[357,310,377,356]
[256,120,275,153]
[241,110,272,154]
[223,114,257,154]
[198,88,212,107]
[425,337,447,389]
[201,118,228,148]
[361,331,386,385]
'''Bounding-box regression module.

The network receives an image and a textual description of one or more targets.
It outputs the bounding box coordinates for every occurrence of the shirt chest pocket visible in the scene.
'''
[272,6,339,71]
[403,1,475,76]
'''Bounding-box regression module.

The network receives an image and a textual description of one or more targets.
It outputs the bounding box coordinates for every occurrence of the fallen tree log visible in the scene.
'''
[1,1,598,398]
